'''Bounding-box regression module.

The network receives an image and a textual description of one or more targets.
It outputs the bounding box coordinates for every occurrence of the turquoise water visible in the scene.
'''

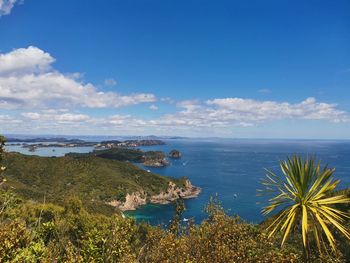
[6,139,350,225]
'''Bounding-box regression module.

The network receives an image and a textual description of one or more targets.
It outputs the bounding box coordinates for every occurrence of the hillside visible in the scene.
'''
[66,148,145,162]
[1,152,195,215]
[66,148,170,167]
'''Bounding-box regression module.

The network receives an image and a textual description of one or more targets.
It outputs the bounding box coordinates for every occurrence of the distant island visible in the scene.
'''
[6,137,166,151]
[169,149,182,158]
[97,139,166,148]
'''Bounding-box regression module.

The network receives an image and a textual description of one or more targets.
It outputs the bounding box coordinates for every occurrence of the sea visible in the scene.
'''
[5,138,350,226]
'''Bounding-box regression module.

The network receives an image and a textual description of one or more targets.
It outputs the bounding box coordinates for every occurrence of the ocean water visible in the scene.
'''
[6,139,350,225]
[7,144,94,157]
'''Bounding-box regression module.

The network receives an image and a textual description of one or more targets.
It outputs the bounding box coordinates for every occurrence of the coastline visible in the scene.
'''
[108,179,201,212]
[6,139,350,225]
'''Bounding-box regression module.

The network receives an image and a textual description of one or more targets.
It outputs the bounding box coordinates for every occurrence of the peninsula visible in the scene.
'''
[2,152,200,214]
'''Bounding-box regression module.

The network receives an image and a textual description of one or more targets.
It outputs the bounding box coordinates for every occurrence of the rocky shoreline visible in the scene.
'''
[108,179,201,211]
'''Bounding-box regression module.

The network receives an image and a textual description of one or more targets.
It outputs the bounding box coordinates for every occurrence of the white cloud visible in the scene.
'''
[94,97,346,131]
[104,78,117,87]
[108,114,147,126]
[0,46,156,110]
[176,100,201,112]
[4,96,349,136]
[21,111,90,123]
[206,97,348,123]
[0,0,18,16]
[0,114,22,133]
[21,112,40,120]
[160,97,175,104]
[0,46,54,76]
[149,104,158,110]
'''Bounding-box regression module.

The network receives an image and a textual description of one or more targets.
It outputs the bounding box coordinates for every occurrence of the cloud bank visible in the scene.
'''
[0,46,349,136]
[0,46,156,110]
[7,96,348,135]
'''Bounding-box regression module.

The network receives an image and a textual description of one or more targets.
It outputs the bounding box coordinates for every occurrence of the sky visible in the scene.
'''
[0,0,349,138]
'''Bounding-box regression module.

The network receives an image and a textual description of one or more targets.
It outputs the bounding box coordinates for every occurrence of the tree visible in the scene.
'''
[169,199,185,235]
[260,155,350,258]
[0,136,6,184]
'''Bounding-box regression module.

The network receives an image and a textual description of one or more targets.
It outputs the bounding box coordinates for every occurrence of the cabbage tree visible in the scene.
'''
[260,156,350,257]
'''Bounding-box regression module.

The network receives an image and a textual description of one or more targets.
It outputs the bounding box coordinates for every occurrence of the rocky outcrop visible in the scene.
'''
[168,149,182,159]
[150,180,201,204]
[108,179,201,211]
[108,191,147,211]
[143,151,169,167]
[143,158,169,167]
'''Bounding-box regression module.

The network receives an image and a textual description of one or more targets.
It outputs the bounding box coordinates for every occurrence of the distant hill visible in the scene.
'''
[6,137,85,143]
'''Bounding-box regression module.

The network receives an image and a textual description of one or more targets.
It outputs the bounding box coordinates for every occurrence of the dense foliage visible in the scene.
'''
[66,148,145,162]
[0,191,302,262]
[2,191,349,262]
[0,136,5,179]
[66,148,166,164]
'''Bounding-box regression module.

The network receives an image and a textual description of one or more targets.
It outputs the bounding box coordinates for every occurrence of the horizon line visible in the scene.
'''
[3,133,350,141]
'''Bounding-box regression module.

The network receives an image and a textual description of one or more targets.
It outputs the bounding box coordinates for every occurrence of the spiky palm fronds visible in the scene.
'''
[260,155,350,254]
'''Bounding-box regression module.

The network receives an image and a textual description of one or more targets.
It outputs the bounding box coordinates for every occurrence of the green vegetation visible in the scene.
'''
[2,152,184,215]
[1,137,350,262]
[66,148,168,166]
[260,156,350,259]
[66,148,145,162]
[0,191,305,262]
[0,135,5,178]
[66,148,166,163]
[143,151,166,161]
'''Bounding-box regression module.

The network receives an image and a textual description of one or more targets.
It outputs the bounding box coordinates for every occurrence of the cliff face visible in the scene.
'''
[150,180,200,204]
[109,179,201,211]
[108,191,147,211]
[142,151,169,167]
[143,158,169,167]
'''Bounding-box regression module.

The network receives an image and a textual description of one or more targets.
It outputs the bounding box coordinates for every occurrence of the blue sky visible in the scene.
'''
[0,0,349,138]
